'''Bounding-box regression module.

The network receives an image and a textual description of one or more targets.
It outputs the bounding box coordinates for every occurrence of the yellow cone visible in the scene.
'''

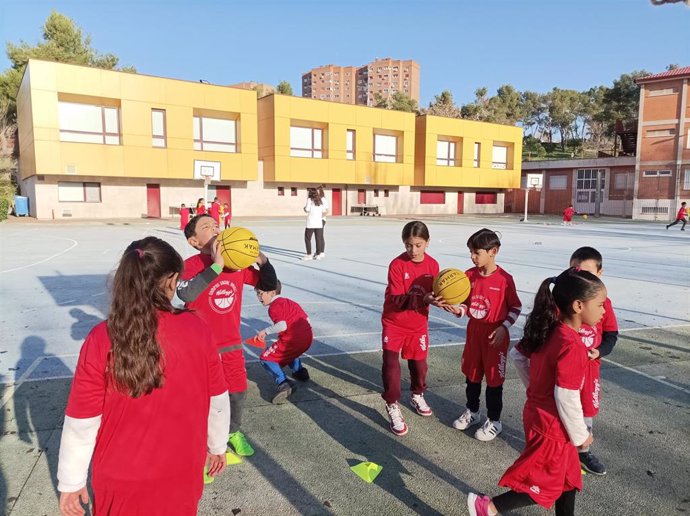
[203,467,215,484]
[350,461,383,483]
[226,451,243,465]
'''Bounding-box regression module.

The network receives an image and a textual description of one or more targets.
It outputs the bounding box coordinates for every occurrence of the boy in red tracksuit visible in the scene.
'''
[254,279,313,404]
[177,214,276,457]
[451,228,522,442]
[179,203,190,230]
[563,204,576,225]
[210,197,221,225]
[666,201,687,230]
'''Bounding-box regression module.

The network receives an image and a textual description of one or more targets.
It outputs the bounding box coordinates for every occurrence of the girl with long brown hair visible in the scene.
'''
[57,237,229,516]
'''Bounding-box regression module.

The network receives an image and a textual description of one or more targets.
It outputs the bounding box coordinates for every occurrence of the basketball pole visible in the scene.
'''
[523,187,529,222]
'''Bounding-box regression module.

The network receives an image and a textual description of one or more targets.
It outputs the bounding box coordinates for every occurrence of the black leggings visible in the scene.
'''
[304,227,325,255]
[493,489,576,516]
[466,380,504,421]
[667,217,687,229]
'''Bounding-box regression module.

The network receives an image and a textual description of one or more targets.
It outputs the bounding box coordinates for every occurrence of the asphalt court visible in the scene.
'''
[0,214,688,515]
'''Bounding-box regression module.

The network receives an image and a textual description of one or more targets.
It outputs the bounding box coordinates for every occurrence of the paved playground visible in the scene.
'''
[0,214,688,515]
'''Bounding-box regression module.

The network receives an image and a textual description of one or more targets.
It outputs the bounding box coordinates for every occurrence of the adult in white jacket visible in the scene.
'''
[302,188,328,260]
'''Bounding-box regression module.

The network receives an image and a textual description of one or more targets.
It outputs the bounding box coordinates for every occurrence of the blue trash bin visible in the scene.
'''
[14,195,29,216]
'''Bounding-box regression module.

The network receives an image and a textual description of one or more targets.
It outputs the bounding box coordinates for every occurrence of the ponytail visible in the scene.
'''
[521,267,604,354]
[106,236,184,398]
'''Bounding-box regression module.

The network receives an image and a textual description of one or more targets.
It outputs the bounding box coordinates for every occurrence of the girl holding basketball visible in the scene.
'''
[381,220,449,436]
[452,228,522,441]
[57,237,229,516]
[467,268,607,516]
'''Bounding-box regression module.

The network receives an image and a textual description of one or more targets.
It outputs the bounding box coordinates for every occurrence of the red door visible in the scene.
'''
[146,184,161,218]
[457,191,464,214]
[357,189,366,204]
[331,188,342,216]
[215,185,231,215]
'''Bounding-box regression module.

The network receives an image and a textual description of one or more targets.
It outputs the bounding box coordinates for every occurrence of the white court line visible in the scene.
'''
[0,356,45,408]
[601,357,690,395]
[1,236,78,273]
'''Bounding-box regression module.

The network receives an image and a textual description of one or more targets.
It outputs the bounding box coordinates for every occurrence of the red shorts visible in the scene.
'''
[581,358,601,417]
[221,349,247,393]
[498,409,582,508]
[462,320,508,387]
[382,325,429,361]
[260,334,313,367]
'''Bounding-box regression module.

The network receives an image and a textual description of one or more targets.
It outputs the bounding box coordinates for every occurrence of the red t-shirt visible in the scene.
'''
[269,296,313,343]
[210,202,220,223]
[524,323,587,441]
[179,208,190,230]
[182,253,260,347]
[578,297,617,350]
[65,313,226,506]
[196,205,206,215]
[563,207,575,221]
[677,206,687,220]
[382,253,439,333]
[464,266,521,324]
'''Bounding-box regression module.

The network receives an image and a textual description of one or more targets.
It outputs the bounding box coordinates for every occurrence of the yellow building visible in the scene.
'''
[17,60,523,219]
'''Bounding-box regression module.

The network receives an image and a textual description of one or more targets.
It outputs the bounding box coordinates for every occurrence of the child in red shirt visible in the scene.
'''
[195,198,207,216]
[666,201,687,230]
[223,202,231,228]
[57,237,229,516]
[467,268,607,516]
[381,221,448,436]
[562,204,576,225]
[451,228,522,442]
[210,197,220,224]
[180,203,190,230]
[177,214,275,458]
[253,279,313,404]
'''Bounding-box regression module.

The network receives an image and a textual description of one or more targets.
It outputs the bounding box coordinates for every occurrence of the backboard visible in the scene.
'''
[526,173,543,190]
[193,160,221,183]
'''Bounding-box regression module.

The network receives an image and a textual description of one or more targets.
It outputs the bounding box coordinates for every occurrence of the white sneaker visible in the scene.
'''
[301,254,313,261]
[452,409,481,430]
[475,419,502,441]
[314,253,325,260]
[385,402,409,436]
[410,393,433,416]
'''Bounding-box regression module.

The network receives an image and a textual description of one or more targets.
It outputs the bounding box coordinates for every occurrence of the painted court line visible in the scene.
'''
[1,237,79,273]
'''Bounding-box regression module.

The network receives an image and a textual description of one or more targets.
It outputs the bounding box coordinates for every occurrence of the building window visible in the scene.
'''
[475,192,497,204]
[436,140,456,166]
[58,102,120,145]
[420,191,445,204]
[193,116,237,152]
[549,175,568,190]
[646,129,674,138]
[642,170,672,177]
[384,189,390,197]
[58,182,101,202]
[374,133,397,163]
[684,169,690,190]
[492,145,508,169]
[374,189,379,197]
[614,172,634,190]
[648,87,676,97]
[473,142,481,167]
[277,187,285,196]
[151,109,166,148]
[576,169,606,190]
[290,126,323,158]
[346,129,355,160]
[291,187,298,196]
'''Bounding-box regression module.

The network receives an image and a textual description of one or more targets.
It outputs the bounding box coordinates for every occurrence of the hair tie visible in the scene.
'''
[135,248,145,258]
[549,276,558,285]
[574,266,581,272]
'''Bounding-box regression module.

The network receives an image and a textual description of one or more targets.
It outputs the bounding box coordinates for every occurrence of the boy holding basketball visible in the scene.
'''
[451,228,522,441]
[178,214,276,457]
[253,279,313,404]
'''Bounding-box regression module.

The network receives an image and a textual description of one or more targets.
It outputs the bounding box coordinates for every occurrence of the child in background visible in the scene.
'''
[177,214,276,457]
[666,201,687,230]
[223,203,231,228]
[210,196,220,225]
[468,268,606,516]
[381,221,448,436]
[452,228,522,441]
[254,279,313,404]
[196,198,207,216]
[57,237,229,516]
[562,204,576,225]
[180,203,190,230]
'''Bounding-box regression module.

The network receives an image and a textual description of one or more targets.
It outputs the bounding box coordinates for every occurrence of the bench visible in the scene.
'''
[351,204,381,216]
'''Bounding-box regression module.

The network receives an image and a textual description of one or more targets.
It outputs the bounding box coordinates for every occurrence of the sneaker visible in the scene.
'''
[228,431,255,457]
[579,451,607,475]
[271,380,293,404]
[314,253,325,260]
[475,419,503,441]
[410,393,433,417]
[452,408,481,430]
[385,402,409,436]
[467,492,493,516]
[292,366,310,382]
[301,254,313,261]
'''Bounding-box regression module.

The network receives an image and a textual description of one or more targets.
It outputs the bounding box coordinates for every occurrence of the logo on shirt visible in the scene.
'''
[208,280,237,314]
[489,286,501,292]
[404,272,410,280]
[529,485,541,495]
[419,334,427,351]
[592,379,600,409]
[469,294,491,319]
[579,326,597,348]
[498,352,506,379]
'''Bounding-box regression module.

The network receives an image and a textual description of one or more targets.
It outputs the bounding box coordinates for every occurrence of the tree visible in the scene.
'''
[520,91,548,139]
[389,92,418,113]
[601,71,648,135]
[0,11,134,123]
[548,88,580,151]
[276,80,293,95]
[460,87,490,121]
[487,84,523,125]
[425,90,461,118]
[374,92,389,109]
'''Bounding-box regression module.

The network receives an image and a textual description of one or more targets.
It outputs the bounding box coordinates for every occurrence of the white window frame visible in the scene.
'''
[642,170,672,177]
[58,102,120,145]
[647,129,674,138]
[436,140,456,166]
[374,133,397,163]
[473,142,481,168]
[549,175,568,190]
[151,109,166,148]
[290,126,323,158]
[58,181,101,203]
[491,145,508,169]
[346,129,355,160]
[684,169,690,190]
[193,116,237,153]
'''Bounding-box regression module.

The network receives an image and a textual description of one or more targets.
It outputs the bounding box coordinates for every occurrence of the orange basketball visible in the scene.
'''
[217,227,260,270]
[433,268,471,305]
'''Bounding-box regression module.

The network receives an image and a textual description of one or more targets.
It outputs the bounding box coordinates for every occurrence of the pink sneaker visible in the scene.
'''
[467,492,492,516]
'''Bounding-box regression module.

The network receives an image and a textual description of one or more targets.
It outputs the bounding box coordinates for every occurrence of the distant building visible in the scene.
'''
[229,81,275,98]
[302,58,420,106]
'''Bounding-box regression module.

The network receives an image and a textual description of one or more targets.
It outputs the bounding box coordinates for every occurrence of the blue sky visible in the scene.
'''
[1,0,688,106]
